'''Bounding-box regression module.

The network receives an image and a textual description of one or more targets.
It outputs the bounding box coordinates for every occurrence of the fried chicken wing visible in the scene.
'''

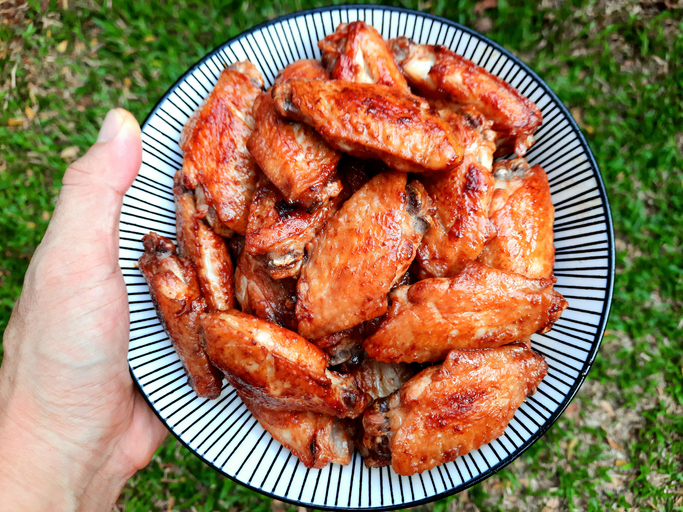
[416,107,497,277]
[138,233,223,398]
[478,159,555,279]
[319,21,410,93]
[234,246,297,330]
[363,261,568,363]
[202,311,370,418]
[391,38,542,156]
[360,344,548,475]
[272,79,463,173]
[180,61,263,235]
[247,91,343,210]
[296,172,433,339]
[239,392,355,468]
[174,171,235,311]
[274,59,329,84]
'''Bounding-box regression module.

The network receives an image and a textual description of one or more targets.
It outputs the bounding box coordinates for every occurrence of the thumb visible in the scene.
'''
[43,109,142,266]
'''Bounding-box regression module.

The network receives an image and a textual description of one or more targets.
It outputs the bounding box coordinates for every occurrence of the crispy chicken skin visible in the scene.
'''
[247,91,343,210]
[364,261,568,363]
[390,38,542,157]
[478,159,555,279]
[245,175,340,279]
[234,246,297,330]
[417,108,497,277]
[239,392,355,468]
[180,61,264,235]
[318,21,410,93]
[274,59,329,84]
[138,233,223,398]
[296,172,433,340]
[202,311,370,418]
[360,344,548,475]
[174,171,235,311]
[272,79,463,173]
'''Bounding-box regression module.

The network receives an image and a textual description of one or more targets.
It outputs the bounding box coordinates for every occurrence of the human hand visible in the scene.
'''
[0,109,167,511]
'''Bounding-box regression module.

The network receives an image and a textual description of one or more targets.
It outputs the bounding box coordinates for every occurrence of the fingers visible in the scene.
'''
[42,109,142,269]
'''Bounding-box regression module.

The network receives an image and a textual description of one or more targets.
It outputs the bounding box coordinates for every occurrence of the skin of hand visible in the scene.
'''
[0,109,168,511]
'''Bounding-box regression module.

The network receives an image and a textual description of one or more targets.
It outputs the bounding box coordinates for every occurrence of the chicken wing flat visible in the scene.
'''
[234,246,297,330]
[174,171,235,311]
[390,38,542,157]
[319,21,410,93]
[296,172,433,339]
[247,91,343,210]
[180,61,264,235]
[363,261,567,363]
[272,79,463,173]
[416,107,497,277]
[239,392,355,468]
[202,310,370,418]
[138,233,223,398]
[478,159,555,279]
[245,175,340,279]
[360,344,548,475]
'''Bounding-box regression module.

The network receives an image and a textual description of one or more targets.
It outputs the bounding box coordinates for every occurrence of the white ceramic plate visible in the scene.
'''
[119,5,615,510]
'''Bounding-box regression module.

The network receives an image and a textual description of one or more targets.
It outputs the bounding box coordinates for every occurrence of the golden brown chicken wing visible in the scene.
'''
[318,21,410,93]
[363,261,567,363]
[296,172,433,340]
[416,107,497,277]
[274,59,329,84]
[174,171,235,311]
[478,159,555,279]
[244,176,340,279]
[234,246,297,330]
[239,392,355,468]
[138,233,223,398]
[272,79,463,173]
[202,310,370,418]
[390,38,542,157]
[360,343,548,475]
[247,91,343,210]
[180,61,263,235]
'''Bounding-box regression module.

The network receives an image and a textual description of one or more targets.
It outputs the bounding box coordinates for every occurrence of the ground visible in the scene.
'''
[1,0,681,511]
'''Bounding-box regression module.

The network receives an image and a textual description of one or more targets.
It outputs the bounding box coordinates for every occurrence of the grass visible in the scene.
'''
[1,0,682,510]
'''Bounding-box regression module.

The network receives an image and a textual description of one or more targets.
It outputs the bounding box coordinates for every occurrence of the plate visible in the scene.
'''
[119,5,615,510]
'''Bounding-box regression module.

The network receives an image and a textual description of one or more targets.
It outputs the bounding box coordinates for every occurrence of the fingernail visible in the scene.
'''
[97,109,125,143]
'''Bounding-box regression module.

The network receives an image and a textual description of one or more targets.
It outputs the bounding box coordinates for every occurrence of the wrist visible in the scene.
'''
[0,373,130,511]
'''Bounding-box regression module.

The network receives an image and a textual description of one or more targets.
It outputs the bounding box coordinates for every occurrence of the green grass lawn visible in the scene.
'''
[1,0,682,510]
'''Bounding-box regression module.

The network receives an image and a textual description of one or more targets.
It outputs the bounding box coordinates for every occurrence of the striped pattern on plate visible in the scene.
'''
[120,5,614,510]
